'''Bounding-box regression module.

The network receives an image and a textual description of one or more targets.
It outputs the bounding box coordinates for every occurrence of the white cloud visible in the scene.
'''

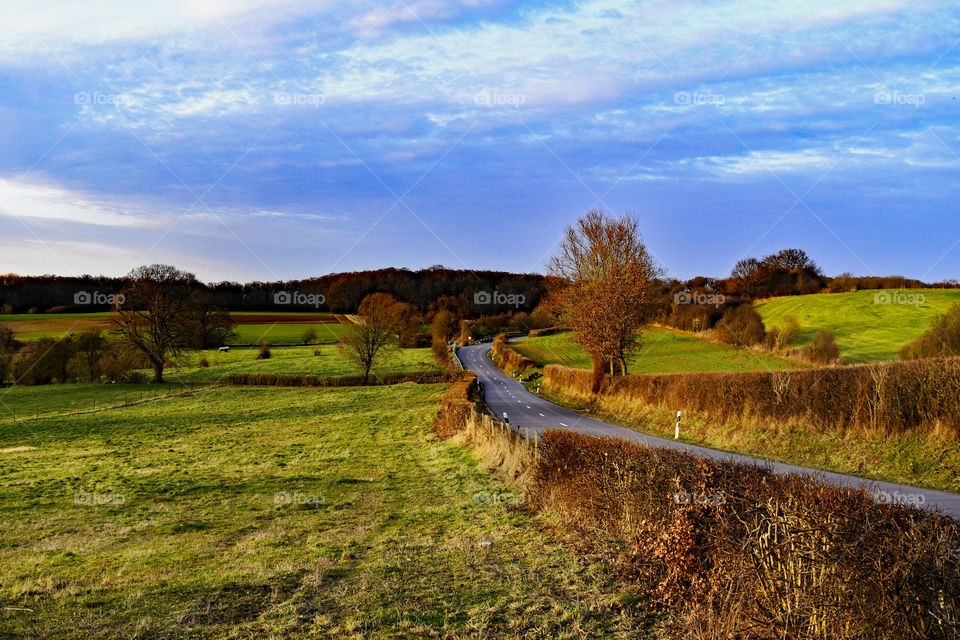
[0,177,160,227]
[698,149,835,176]
[0,0,329,62]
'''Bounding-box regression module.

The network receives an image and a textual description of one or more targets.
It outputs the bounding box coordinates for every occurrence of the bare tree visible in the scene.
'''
[74,330,107,382]
[115,265,197,383]
[338,293,396,383]
[548,210,661,391]
[188,289,236,349]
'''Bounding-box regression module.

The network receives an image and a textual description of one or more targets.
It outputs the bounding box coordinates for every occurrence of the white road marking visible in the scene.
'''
[526,405,531,409]
[539,413,545,417]
[559,422,568,427]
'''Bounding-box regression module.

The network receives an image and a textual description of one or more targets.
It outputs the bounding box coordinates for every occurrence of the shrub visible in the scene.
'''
[803,330,841,364]
[0,352,12,385]
[435,395,960,639]
[300,327,318,345]
[714,304,765,346]
[11,337,74,385]
[901,303,960,360]
[491,333,534,372]
[543,356,960,434]
[256,343,272,360]
[197,356,210,368]
[313,348,322,356]
[531,430,960,639]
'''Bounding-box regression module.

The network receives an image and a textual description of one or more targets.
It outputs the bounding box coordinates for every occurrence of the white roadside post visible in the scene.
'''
[675,410,681,439]
[502,411,509,425]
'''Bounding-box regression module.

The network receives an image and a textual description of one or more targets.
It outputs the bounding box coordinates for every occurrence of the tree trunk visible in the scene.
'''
[153,362,164,384]
[591,355,606,393]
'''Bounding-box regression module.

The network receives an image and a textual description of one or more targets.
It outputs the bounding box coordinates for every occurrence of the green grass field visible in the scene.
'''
[168,345,439,383]
[754,289,960,363]
[232,322,346,345]
[0,385,657,638]
[513,328,803,374]
[0,383,190,424]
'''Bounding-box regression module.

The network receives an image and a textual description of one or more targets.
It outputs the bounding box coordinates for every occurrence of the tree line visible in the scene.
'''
[0,267,548,315]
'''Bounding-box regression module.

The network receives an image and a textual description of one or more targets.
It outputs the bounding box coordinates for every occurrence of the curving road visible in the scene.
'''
[458,342,960,520]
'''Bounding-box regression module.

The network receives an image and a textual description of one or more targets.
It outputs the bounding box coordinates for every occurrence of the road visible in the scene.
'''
[458,342,960,520]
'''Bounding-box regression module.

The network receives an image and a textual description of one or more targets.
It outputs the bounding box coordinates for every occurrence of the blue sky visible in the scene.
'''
[1,0,958,283]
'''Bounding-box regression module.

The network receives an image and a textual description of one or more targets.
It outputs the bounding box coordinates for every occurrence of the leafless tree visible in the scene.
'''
[114,264,196,383]
[548,210,662,391]
[338,293,397,383]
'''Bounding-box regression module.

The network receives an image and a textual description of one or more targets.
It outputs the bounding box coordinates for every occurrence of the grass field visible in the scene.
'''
[167,345,439,383]
[755,289,960,363]
[232,322,346,345]
[512,328,803,374]
[0,385,658,638]
[0,383,190,425]
[0,312,346,344]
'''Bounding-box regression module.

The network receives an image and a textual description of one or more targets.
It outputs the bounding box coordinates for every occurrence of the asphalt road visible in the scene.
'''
[458,342,960,520]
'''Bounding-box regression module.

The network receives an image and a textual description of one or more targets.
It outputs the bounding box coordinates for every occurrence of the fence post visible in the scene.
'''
[675,410,681,439]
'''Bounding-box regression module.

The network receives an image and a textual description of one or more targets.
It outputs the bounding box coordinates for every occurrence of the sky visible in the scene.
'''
[0,0,959,283]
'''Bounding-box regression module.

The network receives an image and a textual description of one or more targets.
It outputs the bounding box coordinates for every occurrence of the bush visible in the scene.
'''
[0,352,12,385]
[256,343,272,360]
[901,303,960,360]
[300,327,318,345]
[491,333,534,372]
[197,356,210,368]
[434,393,960,639]
[531,430,960,638]
[714,304,765,346]
[803,330,841,364]
[543,355,960,434]
[11,337,74,385]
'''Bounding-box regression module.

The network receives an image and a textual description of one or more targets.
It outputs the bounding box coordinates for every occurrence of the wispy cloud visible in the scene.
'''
[0,177,159,228]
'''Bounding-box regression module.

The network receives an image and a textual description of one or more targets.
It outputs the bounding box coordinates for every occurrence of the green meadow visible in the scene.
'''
[0,385,657,638]
[755,289,960,363]
[512,327,802,374]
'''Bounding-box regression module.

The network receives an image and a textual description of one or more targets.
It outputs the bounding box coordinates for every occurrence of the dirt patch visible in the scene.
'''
[0,446,38,454]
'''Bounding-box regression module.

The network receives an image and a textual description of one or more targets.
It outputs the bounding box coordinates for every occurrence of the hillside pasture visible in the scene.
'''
[755,289,960,363]
[511,328,803,374]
